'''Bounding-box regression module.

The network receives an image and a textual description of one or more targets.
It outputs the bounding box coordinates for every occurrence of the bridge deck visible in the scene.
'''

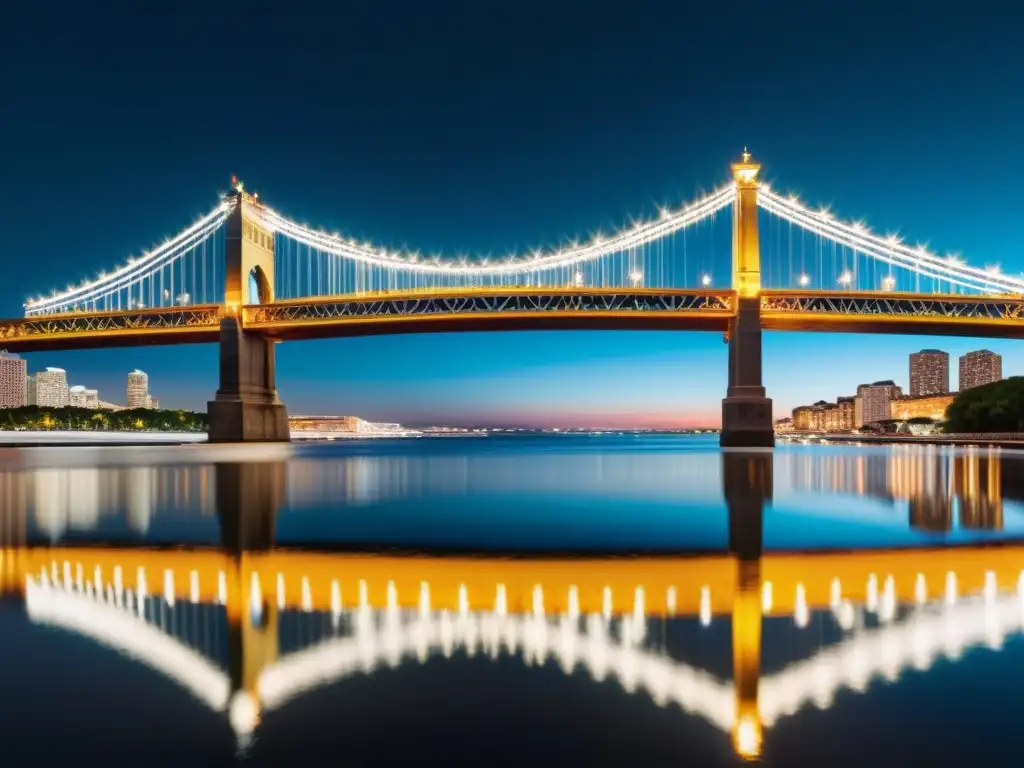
[5,289,1024,351]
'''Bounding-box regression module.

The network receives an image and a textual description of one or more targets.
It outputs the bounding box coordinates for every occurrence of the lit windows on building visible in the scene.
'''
[958,349,1002,392]
[909,349,949,397]
[0,350,27,408]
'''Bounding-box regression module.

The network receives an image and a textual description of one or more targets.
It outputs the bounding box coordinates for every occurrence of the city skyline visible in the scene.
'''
[4,362,160,411]
[786,347,1005,432]
[4,4,1024,428]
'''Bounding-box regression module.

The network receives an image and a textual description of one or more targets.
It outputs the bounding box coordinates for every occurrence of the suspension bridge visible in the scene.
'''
[6,152,1024,445]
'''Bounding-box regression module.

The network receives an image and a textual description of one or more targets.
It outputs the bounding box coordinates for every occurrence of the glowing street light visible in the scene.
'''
[838,272,853,286]
[798,273,810,287]
[573,270,584,287]
[882,275,896,291]
[701,274,712,287]
[629,269,643,286]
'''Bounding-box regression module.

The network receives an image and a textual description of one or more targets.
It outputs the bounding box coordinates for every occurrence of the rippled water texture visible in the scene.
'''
[1,435,1023,766]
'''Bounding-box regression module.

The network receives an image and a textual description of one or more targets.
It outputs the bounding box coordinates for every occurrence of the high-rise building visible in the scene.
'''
[959,349,1002,392]
[25,376,36,406]
[127,370,149,408]
[0,351,27,408]
[861,380,902,425]
[69,386,88,408]
[35,368,70,408]
[147,397,159,409]
[909,349,949,396]
[69,386,100,409]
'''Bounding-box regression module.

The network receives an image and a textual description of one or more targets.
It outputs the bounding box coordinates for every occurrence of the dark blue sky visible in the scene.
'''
[3,2,1023,426]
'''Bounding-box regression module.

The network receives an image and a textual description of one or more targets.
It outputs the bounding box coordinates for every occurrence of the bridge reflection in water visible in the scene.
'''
[1,451,1024,762]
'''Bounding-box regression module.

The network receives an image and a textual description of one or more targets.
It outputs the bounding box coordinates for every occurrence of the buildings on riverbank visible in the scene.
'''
[780,347,1003,433]
[0,359,161,411]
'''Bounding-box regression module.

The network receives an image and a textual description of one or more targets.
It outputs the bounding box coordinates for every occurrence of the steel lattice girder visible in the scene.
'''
[244,292,734,325]
[761,294,1024,321]
[0,307,222,340]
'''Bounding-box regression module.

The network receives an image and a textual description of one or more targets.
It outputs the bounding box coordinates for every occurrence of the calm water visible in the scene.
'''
[2,434,1023,766]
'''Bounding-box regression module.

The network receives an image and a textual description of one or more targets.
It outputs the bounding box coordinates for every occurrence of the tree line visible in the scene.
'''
[0,406,208,432]
[944,377,1024,433]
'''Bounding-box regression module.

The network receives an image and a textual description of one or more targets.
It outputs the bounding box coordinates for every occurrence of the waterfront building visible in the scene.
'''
[823,403,841,431]
[0,351,27,408]
[792,406,812,431]
[837,396,856,431]
[860,381,902,426]
[35,368,70,408]
[774,417,793,433]
[127,370,150,408]
[909,349,949,396]
[890,393,955,422]
[809,401,828,431]
[958,350,1002,392]
[289,415,371,433]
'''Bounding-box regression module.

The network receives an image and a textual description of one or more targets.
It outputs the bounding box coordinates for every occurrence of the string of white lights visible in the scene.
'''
[250,184,736,275]
[24,201,234,316]
[757,192,999,292]
[759,187,1023,294]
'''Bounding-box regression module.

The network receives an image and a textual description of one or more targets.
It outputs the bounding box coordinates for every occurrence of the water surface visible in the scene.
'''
[1,435,1022,765]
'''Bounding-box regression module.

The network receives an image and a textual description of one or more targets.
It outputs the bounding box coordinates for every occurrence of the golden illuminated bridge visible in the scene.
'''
[2,451,1024,760]
[7,153,1024,444]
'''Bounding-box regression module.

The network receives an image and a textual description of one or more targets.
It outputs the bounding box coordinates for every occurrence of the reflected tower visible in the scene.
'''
[216,460,287,745]
[722,451,771,761]
[216,461,287,554]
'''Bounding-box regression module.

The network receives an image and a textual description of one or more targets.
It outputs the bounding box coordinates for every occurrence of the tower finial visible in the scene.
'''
[742,147,751,163]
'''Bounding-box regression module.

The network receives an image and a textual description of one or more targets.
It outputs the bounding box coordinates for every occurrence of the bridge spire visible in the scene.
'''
[730,149,761,297]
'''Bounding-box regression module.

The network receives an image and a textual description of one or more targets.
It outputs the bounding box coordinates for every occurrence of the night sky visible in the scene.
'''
[3,2,1023,427]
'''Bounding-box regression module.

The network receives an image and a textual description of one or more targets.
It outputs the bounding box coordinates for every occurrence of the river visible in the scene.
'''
[1,434,1022,765]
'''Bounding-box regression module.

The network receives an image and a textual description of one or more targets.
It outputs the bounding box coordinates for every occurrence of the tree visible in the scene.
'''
[945,377,1024,433]
[0,406,209,433]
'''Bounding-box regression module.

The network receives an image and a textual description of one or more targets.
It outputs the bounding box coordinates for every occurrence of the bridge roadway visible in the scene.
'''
[3,288,1024,352]
[6,543,1024,616]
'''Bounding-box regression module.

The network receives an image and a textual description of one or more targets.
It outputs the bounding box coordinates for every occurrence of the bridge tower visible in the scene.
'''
[721,150,774,448]
[208,182,290,442]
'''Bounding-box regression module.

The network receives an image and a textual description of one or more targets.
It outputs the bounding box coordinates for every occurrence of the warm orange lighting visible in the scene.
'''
[733,714,763,761]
